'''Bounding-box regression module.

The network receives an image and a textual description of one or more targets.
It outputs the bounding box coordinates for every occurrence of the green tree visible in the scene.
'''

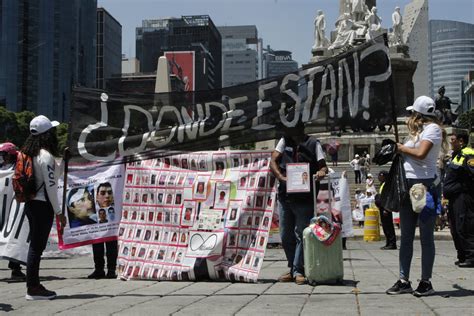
[458,109,474,132]
[56,123,69,155]
[231,142,256,150]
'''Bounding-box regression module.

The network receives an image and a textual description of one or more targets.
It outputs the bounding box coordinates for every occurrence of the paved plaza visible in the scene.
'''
[1,238,473,315]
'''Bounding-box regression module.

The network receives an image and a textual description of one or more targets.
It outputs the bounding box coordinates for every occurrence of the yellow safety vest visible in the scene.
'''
[452,147,474,167]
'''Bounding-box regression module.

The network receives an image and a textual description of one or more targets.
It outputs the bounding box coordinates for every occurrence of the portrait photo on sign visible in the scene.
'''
[213,181,231,209]
[212,153,227,179]
[193,176,209,200]
[67,184,97,228]
[286,163,311,193]
[227,200,242,224]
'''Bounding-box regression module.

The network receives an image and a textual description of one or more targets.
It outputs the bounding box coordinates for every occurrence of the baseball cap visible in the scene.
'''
[355,154,360,158]
[0,142,18,155]
[29,115,60,135]
[406,96,436,117]
[367,173,373,178]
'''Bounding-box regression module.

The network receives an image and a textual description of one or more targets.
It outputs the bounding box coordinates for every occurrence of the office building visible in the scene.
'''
[0,0,97,121]
[96,7,122,90]
[403,0,429,97]
[263,47,298,79]
[218,25,258,88]
[122,56,140,74]
[136,15,221,91]
[429,20,474,105]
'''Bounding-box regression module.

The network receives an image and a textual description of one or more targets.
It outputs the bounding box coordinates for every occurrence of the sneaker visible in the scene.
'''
[106,270,117,279]
[295,274,306,285]
[87,270,106,279]
[25,284,57,300]
[278,271,294,282]
[413,280,435,297]
[386,280,413,295]
[11,269,26,280]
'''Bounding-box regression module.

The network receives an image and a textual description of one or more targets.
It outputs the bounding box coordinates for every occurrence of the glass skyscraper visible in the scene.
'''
[0,0,97,121]
[429,20,474,105]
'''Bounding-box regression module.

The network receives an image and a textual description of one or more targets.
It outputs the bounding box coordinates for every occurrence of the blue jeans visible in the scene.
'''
[278,197,314,276]
[399,178,436,281]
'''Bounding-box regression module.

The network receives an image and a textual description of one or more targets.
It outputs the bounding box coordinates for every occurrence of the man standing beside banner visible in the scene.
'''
[270,123,327,285]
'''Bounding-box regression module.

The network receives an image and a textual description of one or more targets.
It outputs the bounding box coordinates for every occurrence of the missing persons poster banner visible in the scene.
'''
[117,151,276,282]
[58,164,125,249]
[0,169,89,263]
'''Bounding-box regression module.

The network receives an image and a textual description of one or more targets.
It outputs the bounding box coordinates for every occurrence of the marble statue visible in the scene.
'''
[351,0,369,22]
[313,10,330,49]
[365,6,382,40]
[329,13,365,50]
[391,6,403,46]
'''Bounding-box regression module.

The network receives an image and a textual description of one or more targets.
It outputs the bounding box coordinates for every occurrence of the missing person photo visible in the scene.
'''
[67,185,97,228]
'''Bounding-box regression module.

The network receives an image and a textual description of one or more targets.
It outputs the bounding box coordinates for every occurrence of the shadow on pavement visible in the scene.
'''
[436,284,474,298]
[56,294,114,300]
[0,304,13,312]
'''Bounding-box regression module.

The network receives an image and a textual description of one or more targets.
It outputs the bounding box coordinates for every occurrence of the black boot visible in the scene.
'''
[87,270,106,279]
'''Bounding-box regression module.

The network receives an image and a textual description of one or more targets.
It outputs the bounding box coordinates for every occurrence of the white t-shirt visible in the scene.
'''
[275,137,325,161]
[33,149,63,215]
[350,158,360,171]
[403,123,442,179]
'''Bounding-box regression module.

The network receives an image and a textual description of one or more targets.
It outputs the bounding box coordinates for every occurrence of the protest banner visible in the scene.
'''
[117,151,276,282]
[0,169,30,263]
[330,174,354,238]
[68,36,393,166]
[58,164,125,249]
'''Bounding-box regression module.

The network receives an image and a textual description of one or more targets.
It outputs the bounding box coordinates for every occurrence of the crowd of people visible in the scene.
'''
[270,95,473,298]
[1,95,473,300]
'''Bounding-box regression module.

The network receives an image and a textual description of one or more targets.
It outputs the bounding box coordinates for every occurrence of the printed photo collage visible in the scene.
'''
[117,152,277,282]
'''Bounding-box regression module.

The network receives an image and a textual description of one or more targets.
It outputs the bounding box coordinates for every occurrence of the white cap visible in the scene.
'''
[30,115,60,135]
[355,154,360,158]
[406,96,436,117]
[367,173,373,178]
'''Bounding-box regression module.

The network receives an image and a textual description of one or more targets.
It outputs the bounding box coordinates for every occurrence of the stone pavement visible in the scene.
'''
[1,239,473,315]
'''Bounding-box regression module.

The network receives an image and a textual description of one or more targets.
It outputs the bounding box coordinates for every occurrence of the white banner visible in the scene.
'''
[59,164,125,249]
[118,151,276,283]
[331,174,354,238]
[0,169,30,263]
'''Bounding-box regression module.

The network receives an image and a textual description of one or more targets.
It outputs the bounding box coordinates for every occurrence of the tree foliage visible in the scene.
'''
[0,106,68,155]
[458,109,474,132]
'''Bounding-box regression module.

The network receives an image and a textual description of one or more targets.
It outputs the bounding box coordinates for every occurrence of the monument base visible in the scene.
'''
[310,47,330,63]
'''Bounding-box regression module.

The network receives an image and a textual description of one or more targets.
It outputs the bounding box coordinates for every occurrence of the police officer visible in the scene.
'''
[270,123,328,284]
[443,133,474,268]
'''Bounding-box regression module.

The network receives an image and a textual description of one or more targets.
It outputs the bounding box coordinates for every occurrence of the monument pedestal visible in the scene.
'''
[310,47,330,63]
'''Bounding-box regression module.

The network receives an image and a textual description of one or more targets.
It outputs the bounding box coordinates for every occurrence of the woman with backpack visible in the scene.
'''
[20,115,66,300]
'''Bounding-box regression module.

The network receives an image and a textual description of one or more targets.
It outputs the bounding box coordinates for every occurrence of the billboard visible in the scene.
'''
[164,51,195,91]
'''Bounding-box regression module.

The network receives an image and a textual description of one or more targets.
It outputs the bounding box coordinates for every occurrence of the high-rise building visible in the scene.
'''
[122,56,140,74]
[218,25,258,88]
[403,0,429,97]
[136,15,222,91]
[0,0,97,121]
[96,7,122,90]
[429,20,474,105]
[263,47,298,79]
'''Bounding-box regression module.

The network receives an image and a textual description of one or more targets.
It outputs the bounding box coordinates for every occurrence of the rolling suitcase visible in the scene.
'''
[303,227,344,285]
[304,176,343,285]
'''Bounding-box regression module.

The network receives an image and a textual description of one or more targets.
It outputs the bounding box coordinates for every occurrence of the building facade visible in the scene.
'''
[263,48,298,79]
[403,0,429,97]
[136,15,222,91]
[122,56,140,74]
[0,0,97,121]
[96,7,122,90]
[218,25,258,88]
[429,20,474,106]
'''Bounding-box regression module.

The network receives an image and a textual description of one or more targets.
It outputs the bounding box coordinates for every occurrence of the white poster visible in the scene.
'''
[59,164,125,249]
[286,163,310,193]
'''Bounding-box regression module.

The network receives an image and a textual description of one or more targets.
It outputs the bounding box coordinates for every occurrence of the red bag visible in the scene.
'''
[12,152,39,203]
